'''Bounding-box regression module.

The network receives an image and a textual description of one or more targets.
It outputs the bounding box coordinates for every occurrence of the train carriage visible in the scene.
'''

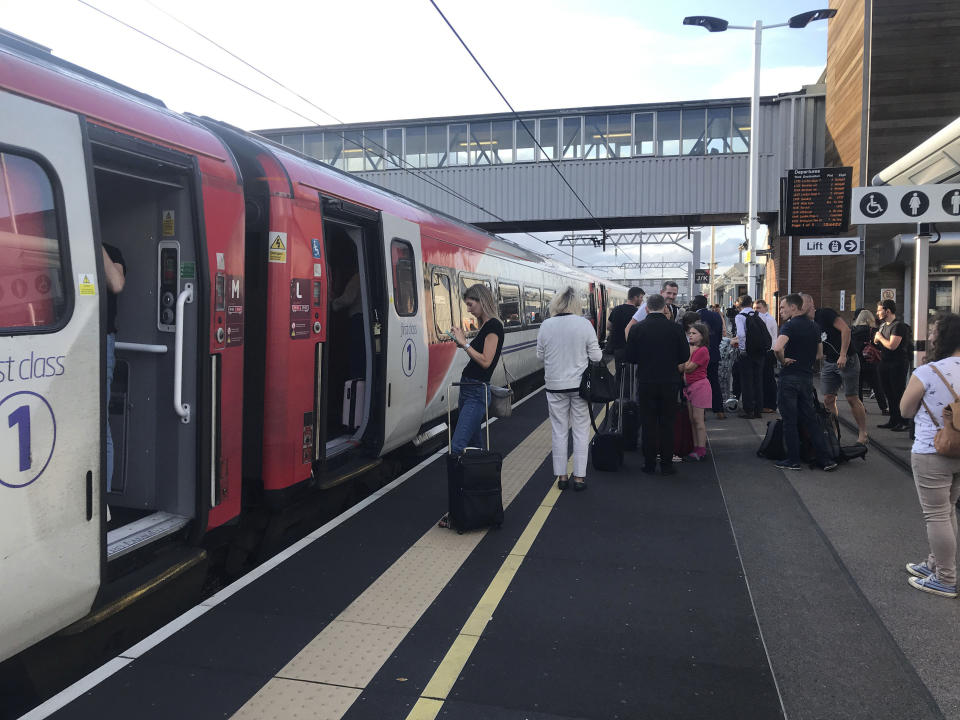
[0,30,626,665]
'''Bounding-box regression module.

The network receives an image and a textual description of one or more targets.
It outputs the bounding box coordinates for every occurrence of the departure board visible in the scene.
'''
[782,167,852,236]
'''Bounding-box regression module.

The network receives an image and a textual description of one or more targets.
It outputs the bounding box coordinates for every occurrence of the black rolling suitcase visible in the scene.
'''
[614,363,640,452]
[446,383,504,533]
[590,400,624,472]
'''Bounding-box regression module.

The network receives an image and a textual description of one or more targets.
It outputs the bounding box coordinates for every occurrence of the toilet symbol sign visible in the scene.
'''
[900,190,929,217]
[944,189,960,216]
[853,184,960,224]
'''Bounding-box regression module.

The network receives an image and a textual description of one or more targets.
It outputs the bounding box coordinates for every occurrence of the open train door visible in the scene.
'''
[0,92,101,661]
[380,212,427,453]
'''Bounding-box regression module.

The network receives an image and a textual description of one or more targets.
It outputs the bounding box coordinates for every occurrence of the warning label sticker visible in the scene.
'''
[162,210,175,237]
[78,273,97,296]
[268,232,287,263]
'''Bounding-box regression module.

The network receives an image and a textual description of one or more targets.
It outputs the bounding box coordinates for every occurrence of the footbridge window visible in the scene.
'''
[280,103,754,172]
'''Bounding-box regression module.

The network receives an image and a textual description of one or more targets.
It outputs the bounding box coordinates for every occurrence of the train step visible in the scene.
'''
[107,511,191,560]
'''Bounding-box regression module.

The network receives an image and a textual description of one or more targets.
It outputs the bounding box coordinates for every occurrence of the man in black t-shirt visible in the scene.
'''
[605,286,644,361]
[815,306,868,444]
[771,294,837,471]
[874,299,911,430]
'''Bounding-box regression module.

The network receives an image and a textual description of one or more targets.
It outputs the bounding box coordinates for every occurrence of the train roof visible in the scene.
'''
[0,28,238,184]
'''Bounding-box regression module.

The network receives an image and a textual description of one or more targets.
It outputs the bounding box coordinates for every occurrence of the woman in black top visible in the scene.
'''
[449,283,505,453]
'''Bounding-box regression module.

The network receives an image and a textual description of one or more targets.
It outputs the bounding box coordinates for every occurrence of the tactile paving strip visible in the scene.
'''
[230,418,553,720]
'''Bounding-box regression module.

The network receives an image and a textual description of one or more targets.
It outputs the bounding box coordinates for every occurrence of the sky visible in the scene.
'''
[0,0,830,281]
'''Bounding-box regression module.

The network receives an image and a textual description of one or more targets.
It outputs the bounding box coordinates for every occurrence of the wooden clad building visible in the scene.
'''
[770,0,960,317]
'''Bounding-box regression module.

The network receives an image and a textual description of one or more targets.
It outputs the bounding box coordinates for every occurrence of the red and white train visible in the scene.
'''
[0,31,626,664]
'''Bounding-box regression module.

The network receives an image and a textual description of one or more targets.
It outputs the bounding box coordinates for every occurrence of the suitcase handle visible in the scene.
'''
[448,381,491,454]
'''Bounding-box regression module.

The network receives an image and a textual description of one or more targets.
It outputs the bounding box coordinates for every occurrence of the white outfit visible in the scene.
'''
[912,357,960,454]
[759,311,779,344]
[631,302,648,323]
[537,314,602,476]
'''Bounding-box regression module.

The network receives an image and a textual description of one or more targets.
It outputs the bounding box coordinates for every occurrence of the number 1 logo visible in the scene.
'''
[0,391,56,488]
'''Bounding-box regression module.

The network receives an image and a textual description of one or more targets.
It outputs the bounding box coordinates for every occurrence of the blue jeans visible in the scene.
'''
[106,333,116,492]
[451,381,490,454]
[778,373,831,465]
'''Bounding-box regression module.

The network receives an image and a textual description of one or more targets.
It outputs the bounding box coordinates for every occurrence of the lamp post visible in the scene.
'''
[683,9,836,301]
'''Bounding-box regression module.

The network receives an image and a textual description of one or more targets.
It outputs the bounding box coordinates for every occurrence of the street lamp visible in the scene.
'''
[683,9,836,299]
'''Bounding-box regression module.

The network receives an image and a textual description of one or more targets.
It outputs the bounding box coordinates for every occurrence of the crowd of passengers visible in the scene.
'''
[440,279,960,602]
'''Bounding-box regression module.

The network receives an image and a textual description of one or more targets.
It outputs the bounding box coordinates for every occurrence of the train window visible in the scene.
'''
[523,287,542,325]
[542,288,555,319]
[0,152,68,333]
[458,275,492,334]
[390,240,417,317]
[580,290,590,317]
[432,271,453,339]
[498,282,521,328]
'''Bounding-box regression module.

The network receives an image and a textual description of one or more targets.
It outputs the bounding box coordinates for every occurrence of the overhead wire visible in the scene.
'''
[75,0,588,271]
[426,0,607,236]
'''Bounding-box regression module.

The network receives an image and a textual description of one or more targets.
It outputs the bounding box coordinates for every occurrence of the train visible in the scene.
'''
[0,29,627,665]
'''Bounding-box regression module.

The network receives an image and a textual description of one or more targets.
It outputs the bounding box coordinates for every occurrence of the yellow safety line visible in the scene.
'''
[405,409,602,720]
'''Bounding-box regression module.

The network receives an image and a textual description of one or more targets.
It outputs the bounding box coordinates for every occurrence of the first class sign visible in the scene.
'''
[852,185,960,225]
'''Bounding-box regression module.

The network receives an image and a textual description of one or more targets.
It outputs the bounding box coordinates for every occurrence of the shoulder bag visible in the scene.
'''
[579,360,618,404]
[489,361,514,418]
[921,365,960,458]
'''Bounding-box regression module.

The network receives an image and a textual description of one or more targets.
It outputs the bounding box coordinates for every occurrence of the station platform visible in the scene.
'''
[20,389,960,720]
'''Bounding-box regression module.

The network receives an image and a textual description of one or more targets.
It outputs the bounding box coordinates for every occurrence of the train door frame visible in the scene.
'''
[318,195,384,463]
[0,93,101,662]
[86,125,209,559]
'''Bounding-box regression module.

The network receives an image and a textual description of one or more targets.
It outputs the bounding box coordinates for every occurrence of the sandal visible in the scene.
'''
[557,477,569,490]
[573,477,586,492]
[438,513,451,529]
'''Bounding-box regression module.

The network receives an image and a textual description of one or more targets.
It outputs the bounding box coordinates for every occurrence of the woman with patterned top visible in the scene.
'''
[900,313,960,598]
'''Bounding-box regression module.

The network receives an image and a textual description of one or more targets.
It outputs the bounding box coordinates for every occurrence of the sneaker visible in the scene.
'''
[906,561,934,579]
[908,574,958,598]
[821,462,839,472]
[774,459,802,471]
[685,452,702,462]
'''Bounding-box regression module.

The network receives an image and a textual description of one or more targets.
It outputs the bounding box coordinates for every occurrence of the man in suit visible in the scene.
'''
[626,293,690,475]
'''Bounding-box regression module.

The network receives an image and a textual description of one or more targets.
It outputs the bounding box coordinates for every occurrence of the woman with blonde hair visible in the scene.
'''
[537,286,602,491]
[853,308,888,415]
[448,283,505,454]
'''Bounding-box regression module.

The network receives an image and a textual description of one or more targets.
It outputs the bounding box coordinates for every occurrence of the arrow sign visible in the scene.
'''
[798,237,862,256]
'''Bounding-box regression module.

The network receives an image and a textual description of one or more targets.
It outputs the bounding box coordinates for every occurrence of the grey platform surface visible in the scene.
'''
[716,414,958,719]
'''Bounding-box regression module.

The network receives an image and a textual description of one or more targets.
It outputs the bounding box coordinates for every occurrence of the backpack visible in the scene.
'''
[744,311,771,358]
[921,366,960,458]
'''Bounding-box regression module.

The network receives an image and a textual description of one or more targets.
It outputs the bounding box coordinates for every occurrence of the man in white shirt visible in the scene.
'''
[731,295,771,418]
[624,280,679,341]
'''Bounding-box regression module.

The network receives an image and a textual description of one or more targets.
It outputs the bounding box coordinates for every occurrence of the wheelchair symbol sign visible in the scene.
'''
[859,192,887,218]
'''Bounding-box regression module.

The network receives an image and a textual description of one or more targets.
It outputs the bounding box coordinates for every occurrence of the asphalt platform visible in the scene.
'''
[20,389,960,720]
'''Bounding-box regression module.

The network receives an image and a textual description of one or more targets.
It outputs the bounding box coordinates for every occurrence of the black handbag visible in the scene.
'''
[579,361,618,404]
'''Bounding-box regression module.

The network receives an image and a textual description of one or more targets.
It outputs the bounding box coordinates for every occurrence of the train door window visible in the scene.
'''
[523,286,542,326]
[458,275,491,334]
[580,290,590,317]
[390,239,417,316]
[542,288,555,319]
[0,151,68,332]
[432,270,454,339]
[498,282,521,329]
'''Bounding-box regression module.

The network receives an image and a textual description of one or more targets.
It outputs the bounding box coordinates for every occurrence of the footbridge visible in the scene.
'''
[259,86,825,234]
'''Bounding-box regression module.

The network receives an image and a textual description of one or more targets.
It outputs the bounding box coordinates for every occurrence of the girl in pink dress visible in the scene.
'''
[680,323,712,460]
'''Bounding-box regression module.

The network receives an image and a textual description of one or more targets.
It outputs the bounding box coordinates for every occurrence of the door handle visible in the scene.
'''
[174,283,194,424]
